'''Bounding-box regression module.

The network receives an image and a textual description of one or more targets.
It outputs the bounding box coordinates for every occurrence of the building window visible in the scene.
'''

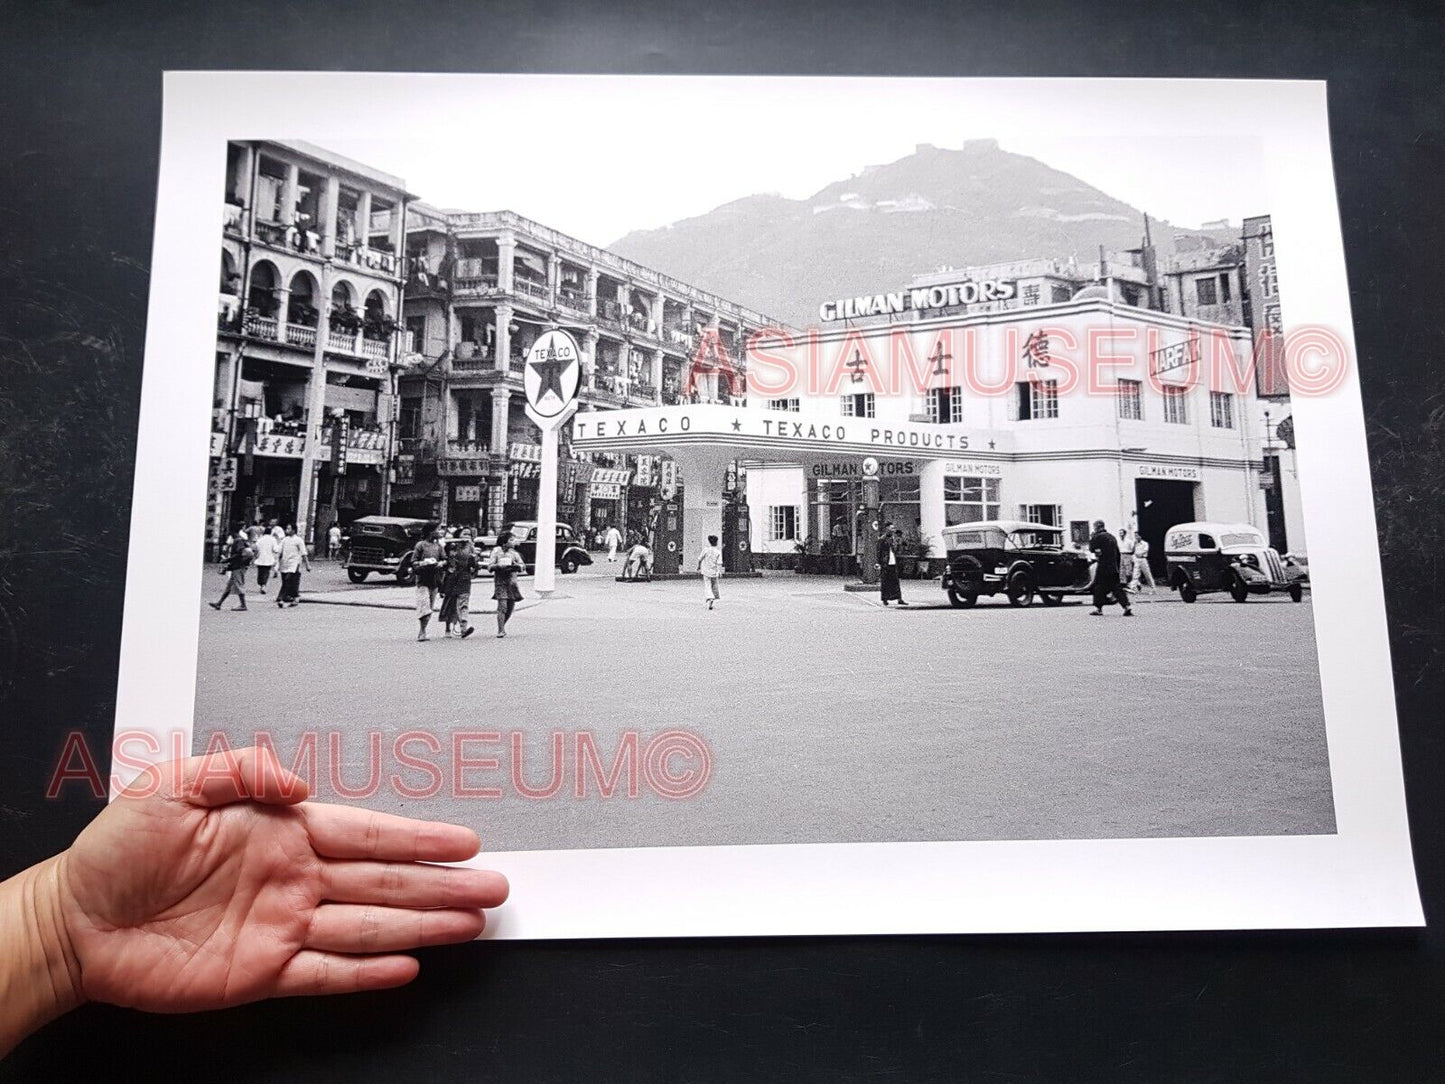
[768,505,799,542]
[1195,277,1218,306]
[927,386,963,424]
[1117,379,1143,421]
[1017,380,1058,420]
[1162,384,1189,425]
[944,475,1001,525]
[1020,504,1062,527]
[1261,230,1274,258]
[840,392,875,418]
[1210,391,1235,429]
[1051,284,1073,304]
[767,398,800,412]
[1219,274,1232,304]
[399,397,421,440]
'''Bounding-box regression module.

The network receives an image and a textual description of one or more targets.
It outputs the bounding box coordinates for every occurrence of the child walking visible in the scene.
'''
[698,534,723,610]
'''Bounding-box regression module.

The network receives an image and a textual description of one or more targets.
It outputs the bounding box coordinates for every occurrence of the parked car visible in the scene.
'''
[940,520,1094,608]
[343,515,437,584]
[478,521,593,575]
[1163,521,1305,602]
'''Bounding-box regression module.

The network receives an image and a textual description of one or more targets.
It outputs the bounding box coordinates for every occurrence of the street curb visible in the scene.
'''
[298,597,543,613]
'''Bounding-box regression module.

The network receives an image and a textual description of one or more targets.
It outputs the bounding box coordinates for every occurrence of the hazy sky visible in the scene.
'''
[320,77,1270,248]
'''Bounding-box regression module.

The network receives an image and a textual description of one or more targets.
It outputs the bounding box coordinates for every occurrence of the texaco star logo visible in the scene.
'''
[524,329,582,420]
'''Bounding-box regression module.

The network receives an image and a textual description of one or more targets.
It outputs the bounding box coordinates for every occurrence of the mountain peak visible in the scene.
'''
[609,141,1186,327]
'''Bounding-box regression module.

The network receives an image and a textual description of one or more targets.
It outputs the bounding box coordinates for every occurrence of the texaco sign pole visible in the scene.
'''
[523,328,582,596]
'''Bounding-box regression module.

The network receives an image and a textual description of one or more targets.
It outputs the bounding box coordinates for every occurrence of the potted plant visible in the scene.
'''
[330,304,363,334]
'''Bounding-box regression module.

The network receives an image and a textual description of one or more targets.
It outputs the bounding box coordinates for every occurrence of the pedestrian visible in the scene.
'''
[1118,529,1136,587]
[439,530,478,639]
[604,524,622,562]
[327,522,342,560]
[274,524,312,608]
[209,533,253,611]
[1088,519,1133,616]
[252,527,279,594]
[624,540,654,580]
[697,533,723,609]
[268,519,284,545]
[878,523,908,606]
[411,524,446,641]
[1130,533,1156,592]
[488,530,526,637]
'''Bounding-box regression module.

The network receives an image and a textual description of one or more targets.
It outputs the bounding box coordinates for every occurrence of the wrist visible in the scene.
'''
[0,854,85,1055]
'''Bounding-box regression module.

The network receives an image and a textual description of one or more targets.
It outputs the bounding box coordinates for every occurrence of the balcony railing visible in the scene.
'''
[557,291,592,313]
[508,353,527,375]
[362,338,389,363]
[446,439,492,458]
[254,220,288,247]
[285,323,317,349]
[351,247,399,276]
[514,277,549,300]
[242,312,279,340]
[663,326,695,351]
[327,328,358,353]
[452,341,493,366]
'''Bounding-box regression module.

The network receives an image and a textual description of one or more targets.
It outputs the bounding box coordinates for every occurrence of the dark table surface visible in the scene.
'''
[2,1,1443,1079]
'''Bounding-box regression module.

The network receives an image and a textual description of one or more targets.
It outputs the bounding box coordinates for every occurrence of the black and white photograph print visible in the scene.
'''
[118,74,1420,937]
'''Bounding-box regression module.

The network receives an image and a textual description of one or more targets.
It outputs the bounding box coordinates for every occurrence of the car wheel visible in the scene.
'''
[1006,572,1035,607]
[396,557,416,586]
[1178,579,1197,603]
[1229,575,1249,603]
[1040,592,1063,606]
[946,585,977,609]
[1289,583,1304,602]
[347,569,369,584]
[562,556,580,575]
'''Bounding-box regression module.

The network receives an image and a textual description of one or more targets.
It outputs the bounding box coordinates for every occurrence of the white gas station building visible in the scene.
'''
[572,289,1292,580]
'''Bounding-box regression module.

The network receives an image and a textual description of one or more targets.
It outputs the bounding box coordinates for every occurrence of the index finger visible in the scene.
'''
[302,803,482,862]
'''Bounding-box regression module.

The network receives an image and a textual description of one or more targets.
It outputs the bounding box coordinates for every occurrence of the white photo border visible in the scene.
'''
[115,73,1422,937]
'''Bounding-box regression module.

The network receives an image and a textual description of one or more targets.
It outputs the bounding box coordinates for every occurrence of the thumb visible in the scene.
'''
[181,745,310,808]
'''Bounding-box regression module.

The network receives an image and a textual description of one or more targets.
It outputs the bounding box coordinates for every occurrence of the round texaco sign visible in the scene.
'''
[523,329,582,421]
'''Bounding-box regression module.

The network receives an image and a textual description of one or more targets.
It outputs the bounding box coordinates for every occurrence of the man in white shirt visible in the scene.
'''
[327,523,342,560]
[252,529,279,594]
[1130,534,1156,591]
[697,534,723,609]
[604,525,623,562]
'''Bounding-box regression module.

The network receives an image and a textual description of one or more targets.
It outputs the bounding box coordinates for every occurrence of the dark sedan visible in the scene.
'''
[478,521,593,575]
[940,520,1094,608]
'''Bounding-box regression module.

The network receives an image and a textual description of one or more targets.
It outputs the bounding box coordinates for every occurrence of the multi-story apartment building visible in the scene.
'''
[213,140,414,548]
[392,207,785,536]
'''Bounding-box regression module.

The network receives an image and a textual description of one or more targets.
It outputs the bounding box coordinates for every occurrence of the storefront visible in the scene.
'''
[570,297,1282,574]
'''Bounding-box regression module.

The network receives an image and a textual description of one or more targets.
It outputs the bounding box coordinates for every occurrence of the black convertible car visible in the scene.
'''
[940,520,1094,608]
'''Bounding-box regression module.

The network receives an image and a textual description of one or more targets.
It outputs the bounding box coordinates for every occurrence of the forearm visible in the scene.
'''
[0,854,83,1057]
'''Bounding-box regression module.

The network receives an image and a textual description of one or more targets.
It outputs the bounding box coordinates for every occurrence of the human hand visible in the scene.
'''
[8,746,506,1036]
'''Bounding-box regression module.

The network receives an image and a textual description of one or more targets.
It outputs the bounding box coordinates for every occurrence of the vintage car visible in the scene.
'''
[1163,521,1305,602]
[940,520,1094,608]
[478,521,593,575]
[343,515,438,584]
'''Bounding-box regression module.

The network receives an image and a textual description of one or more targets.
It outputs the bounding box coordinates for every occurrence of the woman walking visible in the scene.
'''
[209,532,253,611]
[488,530,526,638]
[274,524,312,608]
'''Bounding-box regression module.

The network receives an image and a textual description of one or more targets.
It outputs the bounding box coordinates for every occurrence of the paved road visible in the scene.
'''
[195,564,1335,851]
